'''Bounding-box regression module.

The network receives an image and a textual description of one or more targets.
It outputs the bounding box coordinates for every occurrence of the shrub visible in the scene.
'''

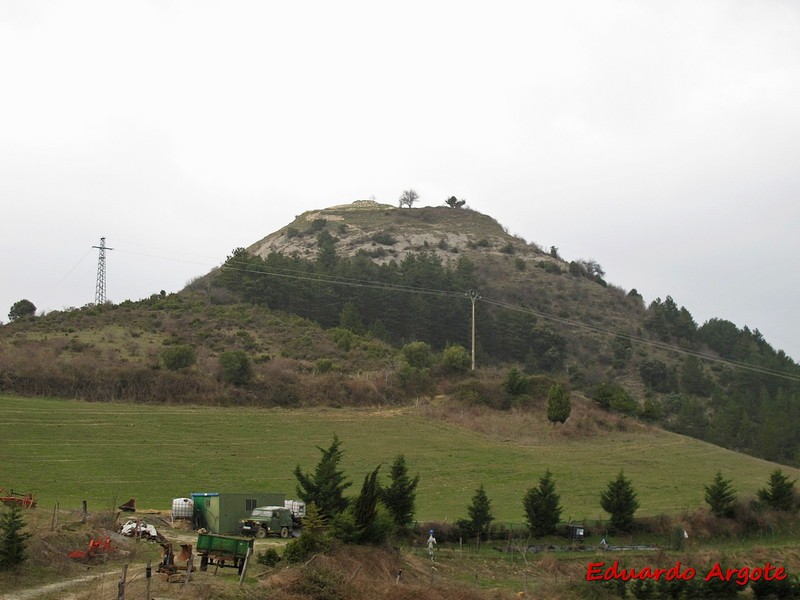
[329,327,355,351]
[307,218,327,233]
[161,345,196,371]
[540,261,562,275]
[256,547,281,567]
[451,379,486,405]
[503,367,529,396]
[639,359,677,393]
[610,389,639,416]
[282,534,325,564]
[282,504,330,563]
[441,344,470,373]
[371,232,397,245]
[397,363,433,398]
[593,381,638,415]
[639,397,662,421]
[402,341,433,369]
[218,350,252,385]
[315,358,335,373]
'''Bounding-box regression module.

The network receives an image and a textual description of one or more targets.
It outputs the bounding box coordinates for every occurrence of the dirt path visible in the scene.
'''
[0,565,146,600]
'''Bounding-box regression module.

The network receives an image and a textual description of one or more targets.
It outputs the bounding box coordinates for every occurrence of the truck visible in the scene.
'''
[239,506,294,538]
[196,532,253,574]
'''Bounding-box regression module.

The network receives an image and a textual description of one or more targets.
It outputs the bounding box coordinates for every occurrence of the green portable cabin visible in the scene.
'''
[191,492,285,534]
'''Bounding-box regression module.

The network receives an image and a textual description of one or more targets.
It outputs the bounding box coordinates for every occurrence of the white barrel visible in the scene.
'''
[171,497,194,519]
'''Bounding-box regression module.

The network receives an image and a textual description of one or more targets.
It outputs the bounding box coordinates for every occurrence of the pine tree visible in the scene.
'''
[459,484,494,541]
[382,455,420,529]
[757,468,796,512]
[704,471,737,518]
[523,470,563,537]
[600,471,640,532]
[294,434,352,521]
[546,384,571,424]
[0,505,31,570]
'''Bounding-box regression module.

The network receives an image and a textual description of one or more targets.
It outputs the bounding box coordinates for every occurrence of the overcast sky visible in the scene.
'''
[2,1,799,363]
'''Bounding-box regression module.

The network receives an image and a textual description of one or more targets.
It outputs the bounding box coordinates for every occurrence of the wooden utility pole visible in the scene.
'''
[468,290,480,371]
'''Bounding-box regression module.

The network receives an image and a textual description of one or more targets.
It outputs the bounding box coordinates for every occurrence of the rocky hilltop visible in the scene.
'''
[247,200,552,268]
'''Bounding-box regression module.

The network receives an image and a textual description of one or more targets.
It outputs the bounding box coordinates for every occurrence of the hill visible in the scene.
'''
[1,202,800,468]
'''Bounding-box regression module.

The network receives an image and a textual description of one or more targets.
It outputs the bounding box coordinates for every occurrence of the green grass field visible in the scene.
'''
[1,394,795,524]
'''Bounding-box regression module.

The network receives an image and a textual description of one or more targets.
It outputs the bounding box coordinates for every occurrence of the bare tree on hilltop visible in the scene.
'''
[398,189,419,208]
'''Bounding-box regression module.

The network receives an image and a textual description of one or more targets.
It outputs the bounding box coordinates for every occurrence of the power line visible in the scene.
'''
[219,256,800,383]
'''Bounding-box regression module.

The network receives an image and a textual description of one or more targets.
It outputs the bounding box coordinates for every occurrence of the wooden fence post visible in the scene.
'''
[184,554,193,592]
[146,559,152,600]
[238,547,253,587]
[116,563,127,600]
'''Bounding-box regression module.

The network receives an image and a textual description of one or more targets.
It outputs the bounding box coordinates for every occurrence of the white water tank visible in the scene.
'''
[172,497,194,519]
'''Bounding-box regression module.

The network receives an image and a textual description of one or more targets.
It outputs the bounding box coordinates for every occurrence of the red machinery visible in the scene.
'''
[0,487,36,509]
[68,537,114,560]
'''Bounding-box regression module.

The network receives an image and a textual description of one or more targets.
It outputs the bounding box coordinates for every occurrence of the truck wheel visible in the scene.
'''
[255,527,267,539]
[280,527,289,539]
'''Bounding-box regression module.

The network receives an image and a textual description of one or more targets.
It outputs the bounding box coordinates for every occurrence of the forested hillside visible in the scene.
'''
[2,202,799,466]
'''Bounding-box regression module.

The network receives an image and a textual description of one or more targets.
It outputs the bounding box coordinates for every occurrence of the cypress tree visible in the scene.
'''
[353,465,382,538]
[546,384,571,424]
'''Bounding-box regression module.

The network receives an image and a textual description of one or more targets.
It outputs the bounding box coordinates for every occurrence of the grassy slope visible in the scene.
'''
[2,394,794,524]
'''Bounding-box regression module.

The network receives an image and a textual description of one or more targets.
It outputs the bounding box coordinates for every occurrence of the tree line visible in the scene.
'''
[599,294,800,466]
[214,241,568,369]
[271,434,800,567]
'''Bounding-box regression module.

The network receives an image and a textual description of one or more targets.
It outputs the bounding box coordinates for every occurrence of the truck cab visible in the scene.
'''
[239,506,293,539]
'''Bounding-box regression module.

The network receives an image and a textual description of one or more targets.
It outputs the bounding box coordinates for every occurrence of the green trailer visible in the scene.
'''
[196,532,254,574]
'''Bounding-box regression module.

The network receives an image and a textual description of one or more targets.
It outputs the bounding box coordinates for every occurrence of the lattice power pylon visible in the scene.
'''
[92,237,114,305]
